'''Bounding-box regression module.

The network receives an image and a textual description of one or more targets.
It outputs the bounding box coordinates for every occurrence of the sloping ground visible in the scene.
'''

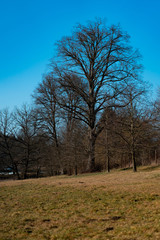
[1,167,160,240]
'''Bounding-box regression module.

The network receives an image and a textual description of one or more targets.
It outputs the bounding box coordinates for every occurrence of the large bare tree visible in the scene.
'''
[51,19,142,171]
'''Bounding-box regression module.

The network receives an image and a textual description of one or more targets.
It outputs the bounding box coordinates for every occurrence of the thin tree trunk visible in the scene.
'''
[105,128,110,172]
[75,164,78,175]
[130,95,137,172]
[132,148,137,172]
[88,129,96,172]
[155,149,157,164]
[14,163,20,180]
[121,153,123,169]
[148,149,151,165]
[142,150,145,166]
[74,142,78,175]
[106,150,110,172]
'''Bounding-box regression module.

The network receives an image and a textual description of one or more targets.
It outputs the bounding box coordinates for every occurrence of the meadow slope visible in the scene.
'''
[1,167,160,240]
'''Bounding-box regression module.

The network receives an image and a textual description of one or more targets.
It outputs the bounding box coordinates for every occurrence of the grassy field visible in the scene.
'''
[1,167,160,240]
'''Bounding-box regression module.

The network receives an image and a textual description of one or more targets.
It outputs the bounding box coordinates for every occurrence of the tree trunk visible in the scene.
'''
[132,149,137,172]
[88,129,96,172]
[155,149,157,165]
[14,163,20,180]
[148,149,151,165]
[106,150,110,173]
[105,128,110,172]
[75,164,78,175]
[121,153,123,168]
[130,95,137,172]
[74,142,78,175]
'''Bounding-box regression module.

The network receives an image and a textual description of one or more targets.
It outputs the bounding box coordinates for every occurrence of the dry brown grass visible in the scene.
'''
[1,166,160,239]
[1,167,160,193]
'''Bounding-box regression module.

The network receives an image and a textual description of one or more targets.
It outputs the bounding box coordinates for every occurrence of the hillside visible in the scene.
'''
[1,167,160,239]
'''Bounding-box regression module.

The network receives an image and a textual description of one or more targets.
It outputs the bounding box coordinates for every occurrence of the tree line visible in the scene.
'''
[0,19,160,179]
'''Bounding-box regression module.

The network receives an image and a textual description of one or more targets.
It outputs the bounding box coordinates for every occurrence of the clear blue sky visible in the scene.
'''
[0,0,160,110]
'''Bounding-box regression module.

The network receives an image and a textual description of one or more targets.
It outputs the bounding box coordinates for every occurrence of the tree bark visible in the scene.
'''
[132,148,137,172]
[88,129,96,172]
[130,94,137,172]
[105,128,110,172]
[155,149,157,164]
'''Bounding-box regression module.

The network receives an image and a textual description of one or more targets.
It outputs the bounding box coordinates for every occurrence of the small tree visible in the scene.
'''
[0,109,20,179]
[13,105,39,179]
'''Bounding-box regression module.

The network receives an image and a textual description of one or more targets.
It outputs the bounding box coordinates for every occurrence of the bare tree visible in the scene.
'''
[13,104,39,179]
[32,74,62,174]
[112,83,152,171]
[51,19,142,171]
[0,109,20,179]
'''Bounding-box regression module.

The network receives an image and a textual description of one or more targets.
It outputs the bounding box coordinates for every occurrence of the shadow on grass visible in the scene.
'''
[140,165,160,172]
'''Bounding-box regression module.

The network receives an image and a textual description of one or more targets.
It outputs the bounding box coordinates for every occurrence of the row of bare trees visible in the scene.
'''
[0,89,159,179]
[1,19,160,179]
[0,91,159,179]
